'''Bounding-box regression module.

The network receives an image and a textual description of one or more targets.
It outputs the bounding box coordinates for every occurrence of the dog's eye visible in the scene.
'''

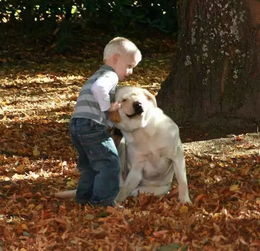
[122,99,127,102]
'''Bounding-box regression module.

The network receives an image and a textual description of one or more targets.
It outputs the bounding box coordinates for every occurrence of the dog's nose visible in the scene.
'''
[133,101,143,114]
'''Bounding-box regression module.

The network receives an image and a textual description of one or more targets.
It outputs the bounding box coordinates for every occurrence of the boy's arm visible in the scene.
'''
[91,73,118,111]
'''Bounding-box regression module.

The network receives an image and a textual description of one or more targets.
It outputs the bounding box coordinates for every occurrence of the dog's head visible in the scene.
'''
[109,87,157,131]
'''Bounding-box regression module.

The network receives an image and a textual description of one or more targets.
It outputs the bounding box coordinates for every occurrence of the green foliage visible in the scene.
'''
[0,0,178,31]
[78,0,178,33]
[0,0,178,54]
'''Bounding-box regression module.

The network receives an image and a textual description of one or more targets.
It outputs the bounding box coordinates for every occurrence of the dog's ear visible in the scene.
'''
[143,89,157,107]
[108,110,121,123]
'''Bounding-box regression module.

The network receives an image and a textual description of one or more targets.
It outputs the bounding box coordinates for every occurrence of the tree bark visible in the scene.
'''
[157,0,260,126]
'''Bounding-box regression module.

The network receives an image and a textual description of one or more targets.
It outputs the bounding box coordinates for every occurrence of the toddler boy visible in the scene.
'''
[70,37,142,206]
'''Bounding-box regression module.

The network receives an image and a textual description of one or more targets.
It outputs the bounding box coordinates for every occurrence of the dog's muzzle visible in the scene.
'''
[126,101,144,118]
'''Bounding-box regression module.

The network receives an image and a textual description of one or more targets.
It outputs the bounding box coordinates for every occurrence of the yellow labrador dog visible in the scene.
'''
[110,86,191,203]
[55,87,191,204]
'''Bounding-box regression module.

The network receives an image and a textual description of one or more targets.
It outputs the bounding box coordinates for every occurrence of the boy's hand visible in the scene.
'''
[108,102,121,112]
[108,102,121,123]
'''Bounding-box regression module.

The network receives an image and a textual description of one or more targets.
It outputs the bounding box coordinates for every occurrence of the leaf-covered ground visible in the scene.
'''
[0,33,259,250]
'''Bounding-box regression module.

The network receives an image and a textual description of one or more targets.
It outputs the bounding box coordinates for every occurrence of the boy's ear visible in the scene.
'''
[112,53,120,64]
[108,110,121,123]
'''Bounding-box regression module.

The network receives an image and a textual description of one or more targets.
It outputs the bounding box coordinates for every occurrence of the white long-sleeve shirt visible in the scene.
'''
[72,65,119,127]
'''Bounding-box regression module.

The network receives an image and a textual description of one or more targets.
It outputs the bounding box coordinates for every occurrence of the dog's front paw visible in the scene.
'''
[179,194,192,204]
[115,187,129,202]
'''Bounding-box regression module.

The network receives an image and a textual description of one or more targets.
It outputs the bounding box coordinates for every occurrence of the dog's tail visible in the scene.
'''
[54,189,76,198]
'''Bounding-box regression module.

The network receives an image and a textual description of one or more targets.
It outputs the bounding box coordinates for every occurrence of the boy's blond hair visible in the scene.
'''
[103,37,141,61]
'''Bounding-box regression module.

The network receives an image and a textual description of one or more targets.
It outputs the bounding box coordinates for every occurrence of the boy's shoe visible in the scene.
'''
[114,203,124,209]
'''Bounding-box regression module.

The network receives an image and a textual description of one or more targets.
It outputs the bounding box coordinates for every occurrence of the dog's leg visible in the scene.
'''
[172,145,191,203]
[115,164,143,202]
[118,137,129,186]
[132,185,171,196]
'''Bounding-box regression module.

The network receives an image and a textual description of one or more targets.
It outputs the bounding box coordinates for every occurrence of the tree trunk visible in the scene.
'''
[157,0,260,128]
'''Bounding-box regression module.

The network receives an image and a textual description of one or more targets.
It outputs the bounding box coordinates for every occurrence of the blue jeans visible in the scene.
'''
[70,118,120,206]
